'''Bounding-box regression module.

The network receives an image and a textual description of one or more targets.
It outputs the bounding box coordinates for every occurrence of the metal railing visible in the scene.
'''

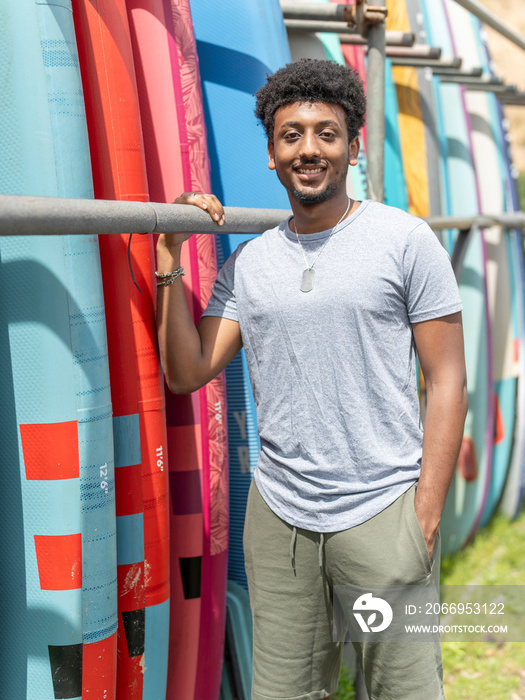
[1,195,524,237]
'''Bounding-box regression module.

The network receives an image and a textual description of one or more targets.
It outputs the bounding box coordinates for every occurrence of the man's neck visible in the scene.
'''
[290,195,358,235]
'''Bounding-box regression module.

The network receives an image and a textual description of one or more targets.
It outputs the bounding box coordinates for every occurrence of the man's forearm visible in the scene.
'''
[415,380,468,548]
[156,241,205,393]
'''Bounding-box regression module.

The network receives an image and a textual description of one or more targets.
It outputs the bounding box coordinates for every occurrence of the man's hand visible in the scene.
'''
[414,496,439,562]
[160,192,225,249]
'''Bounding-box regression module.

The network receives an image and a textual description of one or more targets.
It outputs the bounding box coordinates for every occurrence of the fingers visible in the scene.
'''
[174,192,225,226]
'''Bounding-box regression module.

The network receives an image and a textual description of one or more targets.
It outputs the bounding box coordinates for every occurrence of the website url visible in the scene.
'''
[405,625,508,634]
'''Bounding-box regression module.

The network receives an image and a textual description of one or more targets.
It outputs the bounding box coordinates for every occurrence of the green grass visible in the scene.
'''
[518,171,525,208]
[333,506,525,699]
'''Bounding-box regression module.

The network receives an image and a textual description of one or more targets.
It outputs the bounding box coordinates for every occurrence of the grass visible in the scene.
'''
[333,506,525,699]
[519,171,525,207]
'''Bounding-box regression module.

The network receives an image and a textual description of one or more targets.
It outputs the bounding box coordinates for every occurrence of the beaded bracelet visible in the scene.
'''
[155,266,185,287]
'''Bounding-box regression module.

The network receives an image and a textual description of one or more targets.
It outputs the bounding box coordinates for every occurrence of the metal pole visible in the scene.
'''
[280,2,353,23]
[2,195,525,235]
[388,57,461,69]
[366,0,386,202]
[0,195,291,236]
[339,31,414,47]
[284,19,358,34]
[498,92,525,106]
[452,0,525,53]
[425,212,525,229]
[377,45,442,60]
[432,67,483,77]
[438,74,502,84]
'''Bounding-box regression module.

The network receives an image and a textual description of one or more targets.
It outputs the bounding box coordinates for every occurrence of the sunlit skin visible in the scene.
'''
[267,101,361,234]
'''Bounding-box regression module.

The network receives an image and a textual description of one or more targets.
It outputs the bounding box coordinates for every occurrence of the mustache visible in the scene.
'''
[295,159,324,166]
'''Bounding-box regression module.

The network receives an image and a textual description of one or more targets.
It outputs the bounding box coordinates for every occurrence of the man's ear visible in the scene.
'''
[349,136,360,166]
[268,140,276,170]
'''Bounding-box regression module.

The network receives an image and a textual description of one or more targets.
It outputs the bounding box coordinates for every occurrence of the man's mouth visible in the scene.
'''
[296,166,324,174]
[294,164,326,181]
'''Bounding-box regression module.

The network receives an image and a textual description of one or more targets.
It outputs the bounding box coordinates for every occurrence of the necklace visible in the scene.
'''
[292,197,352,292]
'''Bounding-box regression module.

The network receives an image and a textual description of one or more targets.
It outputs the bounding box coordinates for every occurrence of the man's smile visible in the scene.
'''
[294,164,326,181]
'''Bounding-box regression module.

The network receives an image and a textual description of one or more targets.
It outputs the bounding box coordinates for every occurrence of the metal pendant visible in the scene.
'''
[300,268,315,292]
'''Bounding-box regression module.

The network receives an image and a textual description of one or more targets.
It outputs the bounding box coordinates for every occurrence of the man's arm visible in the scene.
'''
[412,311,468,559]
[156,193,243,394]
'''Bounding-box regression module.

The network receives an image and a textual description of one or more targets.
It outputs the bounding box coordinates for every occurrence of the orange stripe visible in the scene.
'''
[34,534,82,590]
[21,421,79,480]
[82,633,117,698]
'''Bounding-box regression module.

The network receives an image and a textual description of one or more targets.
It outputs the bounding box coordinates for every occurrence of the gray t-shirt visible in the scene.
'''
[202,200,463,531]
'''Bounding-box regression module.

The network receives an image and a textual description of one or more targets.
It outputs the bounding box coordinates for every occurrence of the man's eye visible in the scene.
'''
[320,131,335,139]
[284,132,300,140]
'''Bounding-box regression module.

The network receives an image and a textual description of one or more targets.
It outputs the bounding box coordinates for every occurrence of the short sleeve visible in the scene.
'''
[201,246,240,322]
[403,223,463,323]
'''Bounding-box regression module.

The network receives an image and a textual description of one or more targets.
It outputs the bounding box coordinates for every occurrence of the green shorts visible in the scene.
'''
[243,479,444,700]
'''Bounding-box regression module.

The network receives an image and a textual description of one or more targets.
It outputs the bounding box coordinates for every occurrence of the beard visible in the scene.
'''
[289,177,343,205]
[276,161,349,206]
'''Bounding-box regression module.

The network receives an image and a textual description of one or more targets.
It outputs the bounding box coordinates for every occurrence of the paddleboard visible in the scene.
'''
[0,1,117,698]
[126,1,228,698]
[385,0,430,219]
[191,0,292,590]
[164,2,230,698]
[445,0,516,530]
[480,25,525,520]
[72,1,171,697]
[420,0,493,554]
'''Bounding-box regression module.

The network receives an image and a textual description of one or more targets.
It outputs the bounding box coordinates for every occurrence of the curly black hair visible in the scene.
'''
[254,58,366,143]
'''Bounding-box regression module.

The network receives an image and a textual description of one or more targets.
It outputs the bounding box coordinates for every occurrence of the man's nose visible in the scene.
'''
[299,130,321,159]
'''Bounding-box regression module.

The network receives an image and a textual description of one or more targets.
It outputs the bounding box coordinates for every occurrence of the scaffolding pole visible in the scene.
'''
[366,0,386,202]
[284,19,358,34]
[369,45,441,60]
[389,57,462,69]
[1,196,524,236]
[0,195,290,236]
[452,0,525,53]
[499,92,525,106]
[339,31,414,46]
[280,2,353,23]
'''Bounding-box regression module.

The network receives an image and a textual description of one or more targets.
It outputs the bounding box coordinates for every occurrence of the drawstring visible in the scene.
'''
[290,526,297,576]
[289,528,325,576]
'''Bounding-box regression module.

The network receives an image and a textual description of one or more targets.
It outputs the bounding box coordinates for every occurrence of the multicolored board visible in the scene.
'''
[0,1,117,697]
[125,1,228,699]
[72,1,170,697]
[420,0,493,554]
[445,0,517,530]
[191,0,292,590]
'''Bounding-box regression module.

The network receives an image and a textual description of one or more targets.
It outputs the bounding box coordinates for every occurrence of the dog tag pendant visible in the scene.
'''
[300,268,315,292]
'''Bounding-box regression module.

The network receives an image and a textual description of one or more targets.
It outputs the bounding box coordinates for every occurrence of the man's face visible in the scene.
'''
[268,101,359,206]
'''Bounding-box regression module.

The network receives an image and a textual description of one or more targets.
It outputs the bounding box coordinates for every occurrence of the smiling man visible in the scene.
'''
[156,59,468,700]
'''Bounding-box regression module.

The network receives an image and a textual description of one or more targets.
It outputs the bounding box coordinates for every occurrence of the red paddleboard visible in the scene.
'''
[126,1,228,698]
[164,4,229,699]
[73,1,170,697]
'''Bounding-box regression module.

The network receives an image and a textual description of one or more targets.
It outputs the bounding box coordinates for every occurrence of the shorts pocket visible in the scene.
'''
[407,484,435,578]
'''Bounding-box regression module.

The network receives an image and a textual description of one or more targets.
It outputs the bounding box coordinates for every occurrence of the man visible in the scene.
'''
[156,59,467,700]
